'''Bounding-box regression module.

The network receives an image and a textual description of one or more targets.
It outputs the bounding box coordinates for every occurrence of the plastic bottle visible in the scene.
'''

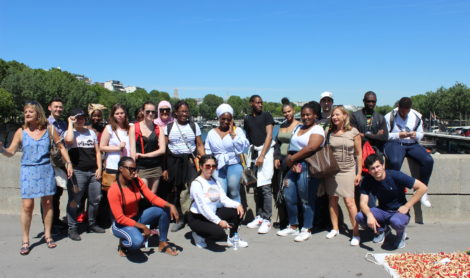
[232,232,240,250]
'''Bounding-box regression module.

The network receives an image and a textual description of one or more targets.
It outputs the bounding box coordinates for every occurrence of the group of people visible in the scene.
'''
[0,90,433,256]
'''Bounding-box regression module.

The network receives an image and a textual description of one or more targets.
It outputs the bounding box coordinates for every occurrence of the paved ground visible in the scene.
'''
[1,214,469,278]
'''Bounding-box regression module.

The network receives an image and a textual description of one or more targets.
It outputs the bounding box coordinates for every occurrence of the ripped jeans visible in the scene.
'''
[67,169,102,229]
[283,161,319,229]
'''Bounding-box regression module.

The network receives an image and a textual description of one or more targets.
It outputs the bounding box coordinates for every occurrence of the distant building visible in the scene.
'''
[103,80,125,92]
[124,86,138,93]
[74,74,92,84]
[293,101,309,107]
[173,88,179,99]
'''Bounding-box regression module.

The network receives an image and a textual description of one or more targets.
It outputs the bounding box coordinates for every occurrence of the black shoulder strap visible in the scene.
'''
[189,121,197,136]
[167,122,174,135]
[389,110,397,133]
[413,111,422,131]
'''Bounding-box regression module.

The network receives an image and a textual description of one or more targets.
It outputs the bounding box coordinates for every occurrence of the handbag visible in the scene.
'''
[101,170,116,191]
[239,152,257,186]
[305,131,340,179]
[48,126,66,168]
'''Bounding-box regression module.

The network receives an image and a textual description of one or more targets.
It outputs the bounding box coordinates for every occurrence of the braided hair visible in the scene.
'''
[116,156,137,213]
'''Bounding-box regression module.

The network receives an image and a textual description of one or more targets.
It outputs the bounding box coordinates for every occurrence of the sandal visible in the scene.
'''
[159,243,179,256]
[117,244,128,257]
[20,242,30,255]
[45,237,57,249]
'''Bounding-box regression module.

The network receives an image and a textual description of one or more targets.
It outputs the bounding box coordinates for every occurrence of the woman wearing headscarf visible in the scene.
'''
[204,104,249,202]
[154,100,174,129]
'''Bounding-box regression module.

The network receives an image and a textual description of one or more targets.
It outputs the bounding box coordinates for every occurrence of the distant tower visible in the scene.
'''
[173,88,179,99]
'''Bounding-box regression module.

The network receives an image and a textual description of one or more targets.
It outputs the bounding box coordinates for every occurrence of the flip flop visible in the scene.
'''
[159,244,179,256]
[117,244,128,257]
[45,237,57,249]
[20,242,30,256]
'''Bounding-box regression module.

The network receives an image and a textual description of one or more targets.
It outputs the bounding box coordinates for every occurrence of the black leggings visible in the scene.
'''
[188,207,240,241]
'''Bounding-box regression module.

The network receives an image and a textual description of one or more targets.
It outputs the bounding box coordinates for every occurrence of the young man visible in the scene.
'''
[384,97,433,207]
[243,95,275,234]
[350,91,388,152]
[318,91,334,130]
[356,154,427,249]
[47,98,68,230]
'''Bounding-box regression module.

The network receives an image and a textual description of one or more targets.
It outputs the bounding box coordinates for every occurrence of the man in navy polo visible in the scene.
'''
[356,154,428,249]
[384,97,433,207]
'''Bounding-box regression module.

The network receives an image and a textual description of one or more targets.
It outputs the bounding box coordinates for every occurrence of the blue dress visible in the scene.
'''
[20,129,56,198]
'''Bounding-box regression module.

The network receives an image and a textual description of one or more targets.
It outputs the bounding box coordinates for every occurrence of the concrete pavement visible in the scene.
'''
[1,214,469,278]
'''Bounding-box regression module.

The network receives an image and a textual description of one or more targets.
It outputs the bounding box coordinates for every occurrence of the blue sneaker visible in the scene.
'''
[372,226,390,244]
[394,232,406,249]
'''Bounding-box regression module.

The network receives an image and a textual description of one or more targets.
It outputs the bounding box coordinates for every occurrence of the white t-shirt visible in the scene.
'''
[64,128,98,171]
[165,122,201,155]
[104,124,131,170]
[289,125,325,152]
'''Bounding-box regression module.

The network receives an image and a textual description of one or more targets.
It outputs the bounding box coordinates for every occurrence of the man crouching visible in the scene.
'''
[355,154,427,249]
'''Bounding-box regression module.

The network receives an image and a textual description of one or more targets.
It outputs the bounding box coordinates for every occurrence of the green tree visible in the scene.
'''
[375,105,393,115]
[201,94,223,119]
[227,95,245,119]
[0,88,15,121]
[183,98,199,117]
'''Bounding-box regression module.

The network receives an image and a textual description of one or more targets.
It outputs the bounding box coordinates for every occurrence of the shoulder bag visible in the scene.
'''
[305,131,340,179]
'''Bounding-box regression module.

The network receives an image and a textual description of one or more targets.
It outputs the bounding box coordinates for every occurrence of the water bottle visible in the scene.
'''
[232,232,240,250]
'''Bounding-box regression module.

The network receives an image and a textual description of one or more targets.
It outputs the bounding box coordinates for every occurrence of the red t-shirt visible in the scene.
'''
[108,177,167,226]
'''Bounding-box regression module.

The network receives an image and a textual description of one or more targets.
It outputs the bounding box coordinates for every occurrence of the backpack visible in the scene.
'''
[389,110,421,133]
[134,122,160,154]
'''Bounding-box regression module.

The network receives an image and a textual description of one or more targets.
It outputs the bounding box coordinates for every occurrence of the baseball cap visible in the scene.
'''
[320,91,334,100]
[70,108,85,118]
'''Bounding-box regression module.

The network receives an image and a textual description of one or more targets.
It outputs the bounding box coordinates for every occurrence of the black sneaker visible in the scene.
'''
[88,225,105,233]
[68,229,81,241]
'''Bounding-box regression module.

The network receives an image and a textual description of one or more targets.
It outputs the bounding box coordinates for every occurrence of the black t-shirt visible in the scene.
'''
[65,129,98,171]
[243,111,274,146]
[359,170,415,211]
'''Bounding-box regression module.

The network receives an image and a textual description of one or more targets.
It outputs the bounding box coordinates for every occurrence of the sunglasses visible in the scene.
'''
[159,108,171,113]
[121,166,138,173]
[203,164,217,170]
[145,110,157,115]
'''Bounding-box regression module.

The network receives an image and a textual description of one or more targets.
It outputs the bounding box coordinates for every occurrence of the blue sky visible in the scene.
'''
[1,0,469,106]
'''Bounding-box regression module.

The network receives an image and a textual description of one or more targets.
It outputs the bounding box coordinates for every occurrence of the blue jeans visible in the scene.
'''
[67,169,102,229]
[283,162,319,229]
[111,206,170,250]
[384,141,434,185]
[213,163,243,203]
[356,207,410,237]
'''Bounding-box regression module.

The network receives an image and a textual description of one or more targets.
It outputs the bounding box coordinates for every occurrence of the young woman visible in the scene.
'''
[154,100,174,129]
[273,98,300,229]
[87,104,106,143]
[100,104,131,190]
[163,100,205,232]
[278,102,325,242]
[64,108,104,241]
[324,106,362,246]
[204,104,249,202]
[130,101,166,194]
[108,157,179,256]
[188,155,247,249]
[0,101,73,255]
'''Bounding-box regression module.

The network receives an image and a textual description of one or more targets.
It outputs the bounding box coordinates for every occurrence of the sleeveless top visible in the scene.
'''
[21,129,51,166]
[276,130,293,157]
[136,129,161,169]
[105,125,130,170]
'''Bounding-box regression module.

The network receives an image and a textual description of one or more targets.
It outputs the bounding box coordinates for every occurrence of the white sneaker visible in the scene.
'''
[326,229,339,239]
[350,236,360,246]
[227,237,249,248]
[258,219,272,234]
[420,193,432,208]
[277,226,300,237]
[192,232,207,249]
[247,216,263,229]
[294,228,311,242]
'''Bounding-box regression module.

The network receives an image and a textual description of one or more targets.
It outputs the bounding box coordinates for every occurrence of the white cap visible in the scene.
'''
[320,91,333,100]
